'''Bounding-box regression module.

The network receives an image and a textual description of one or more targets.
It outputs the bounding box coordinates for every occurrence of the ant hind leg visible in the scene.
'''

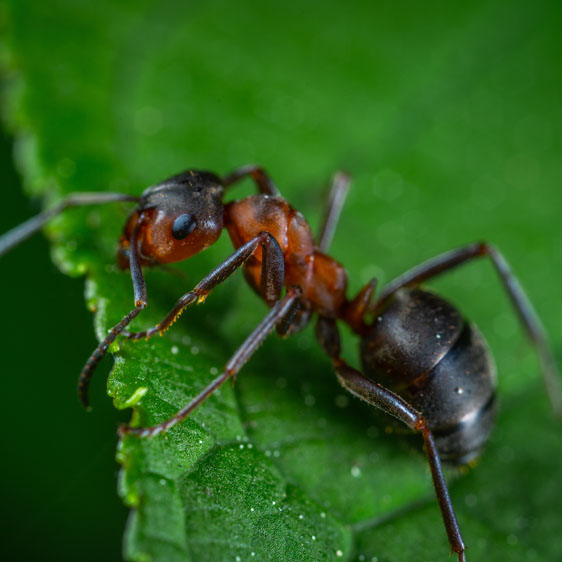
[315,305,466,561]
[334,358,466,562]
[376,241,562,418]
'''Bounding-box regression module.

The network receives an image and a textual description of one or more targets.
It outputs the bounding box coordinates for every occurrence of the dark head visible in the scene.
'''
[118,170,224,267]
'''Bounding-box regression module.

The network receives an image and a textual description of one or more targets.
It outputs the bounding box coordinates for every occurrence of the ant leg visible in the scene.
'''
[334,358,466,562]
[121,286,302,437]
[316,171,351,253]
[376,241,562,417]
[222,164,280,196]
[123,231,284,340]
[315,317,465,560]
[0,192,139,257]
[78,220,147,408]
[340,278,378,335]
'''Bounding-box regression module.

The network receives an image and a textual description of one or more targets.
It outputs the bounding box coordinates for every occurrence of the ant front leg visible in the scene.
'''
[0,192,139,257]
[81,231,284,406]
[376,242,562,417]
[222,164,280,196]
[122,231,284,341]
[121,286,302,437]
[78,219,147,407]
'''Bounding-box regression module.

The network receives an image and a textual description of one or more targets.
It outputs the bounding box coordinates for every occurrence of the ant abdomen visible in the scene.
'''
[361,288,498,464]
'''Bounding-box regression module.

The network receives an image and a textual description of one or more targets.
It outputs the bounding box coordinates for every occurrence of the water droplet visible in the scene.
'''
[455,387,464,394]
[171,345,179,355]
[351,466,361,478]
[320,512,326,518]
[336,550,343,557]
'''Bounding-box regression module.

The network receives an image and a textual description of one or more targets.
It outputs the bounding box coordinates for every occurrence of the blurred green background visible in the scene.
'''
[0,129,126,560]
[1,0,562,561]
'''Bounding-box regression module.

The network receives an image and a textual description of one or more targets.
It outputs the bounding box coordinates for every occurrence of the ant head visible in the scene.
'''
[118,170,224,267]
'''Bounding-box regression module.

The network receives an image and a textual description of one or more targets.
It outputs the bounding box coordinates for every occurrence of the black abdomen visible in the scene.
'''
[361,288,497,465]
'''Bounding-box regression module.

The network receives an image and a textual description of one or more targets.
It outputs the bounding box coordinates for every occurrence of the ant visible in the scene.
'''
[1,165,561,561]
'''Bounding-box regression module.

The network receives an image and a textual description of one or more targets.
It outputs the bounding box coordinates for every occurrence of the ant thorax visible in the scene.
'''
[225,194,348,317]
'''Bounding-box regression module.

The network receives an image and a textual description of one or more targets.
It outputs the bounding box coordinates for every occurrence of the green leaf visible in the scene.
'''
[3,1,562,561]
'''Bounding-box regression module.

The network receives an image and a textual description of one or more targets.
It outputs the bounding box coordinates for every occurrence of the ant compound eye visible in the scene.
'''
[171,213,197,240]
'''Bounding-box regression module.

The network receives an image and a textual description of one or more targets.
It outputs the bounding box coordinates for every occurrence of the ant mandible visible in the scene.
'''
[1,165,561,562]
